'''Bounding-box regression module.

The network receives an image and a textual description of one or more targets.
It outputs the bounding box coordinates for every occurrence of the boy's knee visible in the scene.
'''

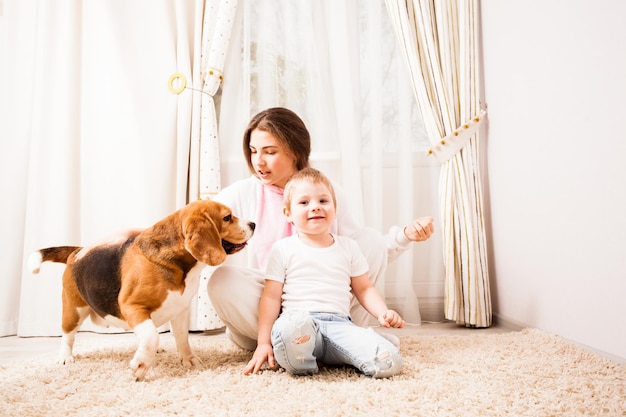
[272,311,318,375]
[292,335,311,344]
[363,346,403,379]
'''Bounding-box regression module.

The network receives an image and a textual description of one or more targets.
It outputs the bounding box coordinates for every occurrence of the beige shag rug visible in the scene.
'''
[1,328,624,416]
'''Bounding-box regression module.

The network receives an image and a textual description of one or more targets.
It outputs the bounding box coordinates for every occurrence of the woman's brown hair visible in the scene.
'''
[242,107,311,175]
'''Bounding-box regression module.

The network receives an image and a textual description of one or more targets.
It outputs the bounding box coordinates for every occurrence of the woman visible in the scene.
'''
[209,107,434,351]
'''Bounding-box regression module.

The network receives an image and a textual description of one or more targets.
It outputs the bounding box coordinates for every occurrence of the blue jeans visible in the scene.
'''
[271,310,403,378]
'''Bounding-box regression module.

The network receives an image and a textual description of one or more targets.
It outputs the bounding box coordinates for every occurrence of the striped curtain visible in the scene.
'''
[385,0,491,327]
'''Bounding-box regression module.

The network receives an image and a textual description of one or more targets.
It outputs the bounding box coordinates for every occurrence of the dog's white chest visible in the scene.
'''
[150,262,205,327]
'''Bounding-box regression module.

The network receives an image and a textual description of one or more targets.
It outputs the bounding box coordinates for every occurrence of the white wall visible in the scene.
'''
[480,1,626,360]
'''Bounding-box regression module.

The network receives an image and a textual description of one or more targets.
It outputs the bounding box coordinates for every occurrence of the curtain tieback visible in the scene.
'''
[203,67,224,96]
[168,72,187,94]
[427,109,487,163]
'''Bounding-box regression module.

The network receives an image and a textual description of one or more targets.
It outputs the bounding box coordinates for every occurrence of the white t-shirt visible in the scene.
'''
[265,233,369,316]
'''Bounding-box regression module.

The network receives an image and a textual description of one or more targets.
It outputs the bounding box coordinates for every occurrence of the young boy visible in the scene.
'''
[243,167,404,378]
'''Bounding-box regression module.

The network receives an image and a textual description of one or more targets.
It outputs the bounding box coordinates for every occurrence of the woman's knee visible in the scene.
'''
[206,265,230,296]
[207,265,262,299]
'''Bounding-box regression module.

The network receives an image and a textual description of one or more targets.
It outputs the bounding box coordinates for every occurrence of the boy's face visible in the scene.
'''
[284,180,336,236]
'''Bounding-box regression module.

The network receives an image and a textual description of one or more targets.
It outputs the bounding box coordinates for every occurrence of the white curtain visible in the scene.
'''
[0,0,444,337]
[215,0,441,324]
[385,0,492,327]
[1,0,202,336]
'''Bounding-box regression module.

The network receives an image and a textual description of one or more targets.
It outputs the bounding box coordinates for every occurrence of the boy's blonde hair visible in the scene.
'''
[283,167,337,209]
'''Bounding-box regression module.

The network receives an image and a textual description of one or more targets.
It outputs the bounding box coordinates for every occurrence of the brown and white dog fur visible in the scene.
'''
[28,200,254,381]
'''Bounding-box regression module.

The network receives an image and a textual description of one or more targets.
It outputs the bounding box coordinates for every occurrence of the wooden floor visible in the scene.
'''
[0,321,509,366]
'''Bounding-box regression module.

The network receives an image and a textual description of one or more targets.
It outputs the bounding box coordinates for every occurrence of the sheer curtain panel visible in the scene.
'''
[216,0,442,324]
[2,0,201,336]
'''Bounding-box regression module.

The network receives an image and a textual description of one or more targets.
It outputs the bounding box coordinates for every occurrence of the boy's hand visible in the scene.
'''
[243,343,276,375]
[378,309,405,329]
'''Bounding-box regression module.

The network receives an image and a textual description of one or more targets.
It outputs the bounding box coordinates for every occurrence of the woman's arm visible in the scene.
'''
[332,180,434,263]
[386,217,434,262]
[211,176,258,221]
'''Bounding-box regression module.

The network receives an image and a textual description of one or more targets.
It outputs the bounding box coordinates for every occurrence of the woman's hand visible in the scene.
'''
[378,309,405,329]
[403,217,434,242]
[243,343,276,375]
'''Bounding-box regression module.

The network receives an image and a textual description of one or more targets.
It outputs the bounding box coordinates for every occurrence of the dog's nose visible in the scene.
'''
[249,222,256,231]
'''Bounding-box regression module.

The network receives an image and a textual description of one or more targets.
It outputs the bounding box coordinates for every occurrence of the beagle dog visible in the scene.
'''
[28,200,255,381]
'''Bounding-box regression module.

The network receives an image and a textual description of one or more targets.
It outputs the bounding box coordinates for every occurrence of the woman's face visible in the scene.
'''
[249,129,298,188]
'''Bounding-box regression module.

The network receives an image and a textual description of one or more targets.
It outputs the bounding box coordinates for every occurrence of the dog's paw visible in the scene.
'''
[56,354,75,365]
[130,357,151,381]
[130,349,155,381]
[181,355,202,368]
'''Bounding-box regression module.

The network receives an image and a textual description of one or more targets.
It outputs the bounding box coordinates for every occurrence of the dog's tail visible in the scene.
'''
[28,246,82,274]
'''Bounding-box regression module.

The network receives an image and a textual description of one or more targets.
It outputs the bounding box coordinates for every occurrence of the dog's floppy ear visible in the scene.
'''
[183,212,227,266]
